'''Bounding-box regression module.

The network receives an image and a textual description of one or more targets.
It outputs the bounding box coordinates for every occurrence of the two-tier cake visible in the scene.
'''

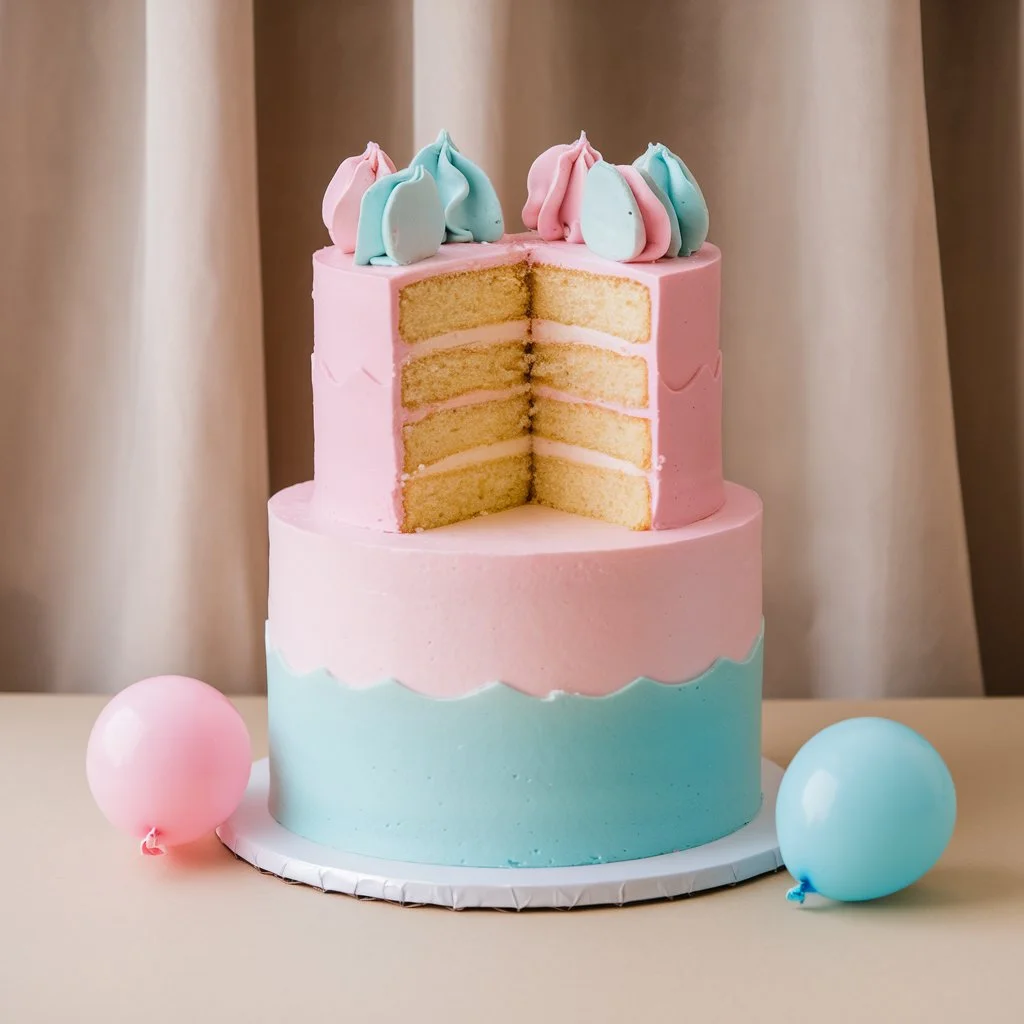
[265,131,764,869]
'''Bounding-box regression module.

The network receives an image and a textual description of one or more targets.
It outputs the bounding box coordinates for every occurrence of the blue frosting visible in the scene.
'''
[409,130,504,243]
[637,166,683,257]
[579,160,646,263]
[633,142,709,256]
[353,165,446,267]
[268,628,764,868]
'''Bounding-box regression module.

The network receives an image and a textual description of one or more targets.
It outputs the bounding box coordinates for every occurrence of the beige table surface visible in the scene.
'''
[1,696,1022,1024]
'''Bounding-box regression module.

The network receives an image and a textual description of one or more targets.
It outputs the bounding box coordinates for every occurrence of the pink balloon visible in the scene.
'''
[86,675,252,854]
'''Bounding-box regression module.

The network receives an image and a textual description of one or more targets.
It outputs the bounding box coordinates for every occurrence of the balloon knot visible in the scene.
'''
[140,827,165,857]
[786,878,814,904]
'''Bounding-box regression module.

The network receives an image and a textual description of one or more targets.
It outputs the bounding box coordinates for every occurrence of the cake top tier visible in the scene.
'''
[321,131,709,268]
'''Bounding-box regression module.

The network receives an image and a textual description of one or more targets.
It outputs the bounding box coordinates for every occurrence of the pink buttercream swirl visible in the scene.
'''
[522,131,602,242]
[322,142,397,252]
[617,165,674,262]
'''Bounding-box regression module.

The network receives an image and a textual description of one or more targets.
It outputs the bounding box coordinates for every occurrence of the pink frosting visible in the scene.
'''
[321,142,396,252]
[529,239,724,527]
[311,242,525,531]
[522,132,601,242]
[653,357,724,526]
[269,482,762,697]
[310,238,724,532]
[312,354,401,531]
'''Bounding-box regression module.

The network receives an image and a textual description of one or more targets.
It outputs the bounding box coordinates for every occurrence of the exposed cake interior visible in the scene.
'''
[399,258,657,531]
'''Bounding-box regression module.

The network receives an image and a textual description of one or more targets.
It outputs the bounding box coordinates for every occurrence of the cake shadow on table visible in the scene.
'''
[791,864,1024,914]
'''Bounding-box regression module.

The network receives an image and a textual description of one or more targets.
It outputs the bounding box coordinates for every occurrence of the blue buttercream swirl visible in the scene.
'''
[632,143,709,256]
[353,165,446,267]
[409,130,504,243]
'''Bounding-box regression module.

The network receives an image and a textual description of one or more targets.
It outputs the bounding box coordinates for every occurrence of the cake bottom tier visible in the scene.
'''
[269,631,762,868]
[267,482,764,868]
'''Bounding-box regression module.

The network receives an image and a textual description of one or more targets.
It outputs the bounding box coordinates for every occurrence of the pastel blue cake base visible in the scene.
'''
[267,629,764,869]
[218,758,783,909]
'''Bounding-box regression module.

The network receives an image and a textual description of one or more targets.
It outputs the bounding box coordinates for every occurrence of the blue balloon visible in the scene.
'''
[776,717,956,903]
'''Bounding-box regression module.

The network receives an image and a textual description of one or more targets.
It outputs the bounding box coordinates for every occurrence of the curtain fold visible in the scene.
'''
[1,0,1008,696]
[922,0,1024,696]
[0,0,267,693]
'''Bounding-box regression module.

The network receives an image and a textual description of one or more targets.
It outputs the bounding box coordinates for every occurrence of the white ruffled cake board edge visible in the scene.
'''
[217,758,784,910]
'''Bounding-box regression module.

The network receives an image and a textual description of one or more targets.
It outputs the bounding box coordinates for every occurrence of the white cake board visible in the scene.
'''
[217,758,783,910]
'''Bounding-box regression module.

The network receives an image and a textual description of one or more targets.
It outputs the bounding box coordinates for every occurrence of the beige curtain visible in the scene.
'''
[2,0,1013,698]
[0,0,267,694]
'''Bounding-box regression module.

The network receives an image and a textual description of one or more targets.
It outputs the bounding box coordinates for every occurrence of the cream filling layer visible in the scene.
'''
[403,319,637,358]
[531,320,645,355]
[403,436,532,480]
[402,432,648,483]
[403,321,529,357]
[402,385,531,424]
[530,385,653,421]
[532,438,647,477]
